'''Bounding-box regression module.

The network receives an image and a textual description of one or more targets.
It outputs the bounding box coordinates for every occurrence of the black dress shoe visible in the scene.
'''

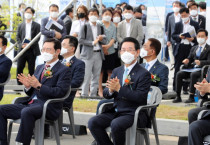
[172,97,182,103]
[183,90,188,95]
[90,140,97,145]
[184,98,195,103]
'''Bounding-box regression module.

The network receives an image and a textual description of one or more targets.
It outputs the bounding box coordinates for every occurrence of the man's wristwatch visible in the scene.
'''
[37,86,41,90]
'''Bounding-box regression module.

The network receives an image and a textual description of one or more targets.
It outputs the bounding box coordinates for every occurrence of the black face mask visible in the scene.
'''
[78,13,85,18]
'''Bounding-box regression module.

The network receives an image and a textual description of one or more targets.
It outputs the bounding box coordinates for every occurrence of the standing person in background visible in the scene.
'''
[113,10,122,68]
[198,2,206,17]
[41,4,66,41]
[117,5,144,46]
[70,5,89,58]
[63,7,74,36]
[16,7,41,85]
[17,3,26,21]
[98,8,116,97]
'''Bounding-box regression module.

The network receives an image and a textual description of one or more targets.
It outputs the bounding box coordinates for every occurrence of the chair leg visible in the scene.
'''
[7,120,14,145]
[143,129,150,145]
[136,131,144,145]
[53,120,60,145]
[68,107,76,138]
[152,117,160,145]
[35,120,41,145]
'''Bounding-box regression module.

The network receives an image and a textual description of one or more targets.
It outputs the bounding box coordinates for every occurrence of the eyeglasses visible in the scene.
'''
[120,48,136,53]
[61,43,74,48]
[41,48,53,52]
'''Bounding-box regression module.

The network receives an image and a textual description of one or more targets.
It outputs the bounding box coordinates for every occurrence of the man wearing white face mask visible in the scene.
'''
[16,7,40,85]
[88,37,151,145]
[41,4,66,41]
[78,8,107,97]
[172,7,199,92]
[189,2,206,29]
[140,38,169,95]
[174,29,210,103]
[198,2,206,17]
[117,5,143,46]
[167,1,181,70]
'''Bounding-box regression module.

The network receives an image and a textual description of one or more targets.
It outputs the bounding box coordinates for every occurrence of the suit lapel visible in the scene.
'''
[123,21,127,38]
[172,15,175,24]
[149,60,159,74]
[31,21,35,39]
[0,54,5,64]
[200,44,208,59]
[88,23,94,40]
[128,63,139,80]
[129,18,134,36]
[22,23,26,39]
[180,22,183,33]
[36,64,45,81]
[118,66,124,86]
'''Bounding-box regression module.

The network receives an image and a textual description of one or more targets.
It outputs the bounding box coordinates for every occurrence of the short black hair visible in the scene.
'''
[19,3,26,8]
[43,38,61,50]
[49,4,59,10]
[197,28,208,36]
[188,2,198,9]
[65,7,73,15]
[120,37,140,51]
[181,3,186,8]
[172,1,181,6]
[123,5,133,12]
[102,8,113,16]
[88,8,99,16]
[63,35,78,53]
[0,35,8,46]
[186,0,195,5]
[25,7,35,14]
[199,2,206,9]
[148,38,161,56]
[179,7,189,14]
[134,7,142,14]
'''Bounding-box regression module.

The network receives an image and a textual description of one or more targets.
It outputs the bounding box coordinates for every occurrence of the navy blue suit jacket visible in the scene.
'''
[0,54,12,100]
[103,63,151,127]
[41,17,67,41]
[172,19,200,57]
[62,56,85,108]
[24,61,71,119]
[141,60,169,94]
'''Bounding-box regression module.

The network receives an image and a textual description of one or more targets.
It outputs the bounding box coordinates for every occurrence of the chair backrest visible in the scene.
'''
[0,73,11,87]
[147,86,162,106]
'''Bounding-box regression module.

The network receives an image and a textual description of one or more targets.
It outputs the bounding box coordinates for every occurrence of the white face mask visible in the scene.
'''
[190,10,198,16]
[60,47,68,55]
[24,13,32,20]
[123,13,133,20]
[197,38,206,45]
[50,12,59,18]
[102,16,111,22]
[182,17,189,23]
[121,51,135,64]
[140,48,148,58]
[89,16,98,23]
[41,52,54,62]
[173,7,180,13]
[113,17,121,23]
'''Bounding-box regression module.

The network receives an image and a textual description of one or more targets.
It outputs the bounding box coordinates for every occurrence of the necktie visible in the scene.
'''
[122,68,129,86]
[40,65,51,81]
[62,59,66,64]
[145,63,149,70]
[196,46,202,58]
[193,17,197,21]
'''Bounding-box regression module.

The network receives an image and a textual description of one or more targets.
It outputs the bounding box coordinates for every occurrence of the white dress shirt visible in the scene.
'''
[25,20,32,40]
[64,55,74,62]
[89,22,100,51]
[145,58,158,71]
[126,19,132,37]
[174,13,181,23]
[70,19,86,36]
[181,20,192,45]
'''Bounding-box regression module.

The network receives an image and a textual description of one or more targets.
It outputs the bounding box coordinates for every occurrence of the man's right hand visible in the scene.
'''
[93,38,99,46]
[55,31,62,39]
[167,41,171,47]
[182,59,189,64]
[17,73,31,88]
[22,43,27,48]
[179,35,185,39]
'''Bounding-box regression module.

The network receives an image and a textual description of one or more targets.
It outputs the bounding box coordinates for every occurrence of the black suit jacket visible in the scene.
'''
[186,44,210,68]
[165,12,174,33]
[0,54,12,100]
[172,19,200,57]
[24,61,71,119]
[103,63,151,127]
[62,56,85,108]
[191,14,206,29]
[16,21,41,56]
[63,15,72,35]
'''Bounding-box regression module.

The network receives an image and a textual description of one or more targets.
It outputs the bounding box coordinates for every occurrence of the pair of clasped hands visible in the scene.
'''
[194,78,210,96]
[106,77,121,93]
[17,74,41,90]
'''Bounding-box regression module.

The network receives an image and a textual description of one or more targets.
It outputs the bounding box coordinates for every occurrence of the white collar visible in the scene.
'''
[65,55,74,62]
[46,59,59,69]
[199,42,207,48]
[146,58,158,68]
[25,20,32,24]
[89,21,97,26]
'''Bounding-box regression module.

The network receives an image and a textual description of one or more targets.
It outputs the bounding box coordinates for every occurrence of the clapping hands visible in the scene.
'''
[17,74,41,89]
[106,77,121,93]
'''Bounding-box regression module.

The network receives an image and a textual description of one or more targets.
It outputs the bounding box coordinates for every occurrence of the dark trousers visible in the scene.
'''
[88,112,134,145]
[188,106,207,124]
[17,51,36,85]
[176,71,201,95]
[0,101,54,145]
[96,99,114,115]
[173,44,191,90]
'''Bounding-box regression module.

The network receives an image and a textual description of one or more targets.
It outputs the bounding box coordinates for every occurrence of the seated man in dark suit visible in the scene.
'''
[0,38,71,145]
[173,29,210,103]
[41,4,66,41]
[188,77,210,145]
[60,35,85,108]
[140,38,169,95]
[0,36,12,101]
[88,37,151,145]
